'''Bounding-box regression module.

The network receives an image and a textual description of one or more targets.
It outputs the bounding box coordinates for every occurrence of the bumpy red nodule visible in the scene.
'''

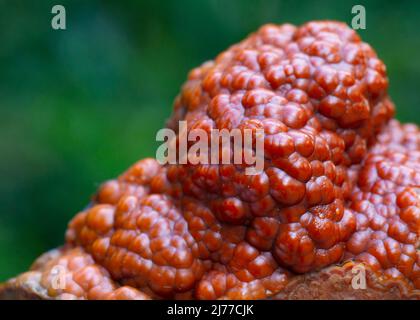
[3,21,419,300]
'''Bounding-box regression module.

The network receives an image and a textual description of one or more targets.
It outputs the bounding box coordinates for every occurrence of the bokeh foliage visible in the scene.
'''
[1,0,419,281]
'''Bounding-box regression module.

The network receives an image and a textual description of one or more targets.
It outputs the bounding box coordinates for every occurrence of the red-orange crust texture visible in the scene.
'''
[1,21,419,300]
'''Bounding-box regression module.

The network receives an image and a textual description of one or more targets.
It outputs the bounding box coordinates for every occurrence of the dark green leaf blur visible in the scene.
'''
[1,0,419,281]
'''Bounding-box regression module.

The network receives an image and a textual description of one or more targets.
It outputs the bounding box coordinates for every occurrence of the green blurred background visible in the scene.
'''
[1,0,419,281]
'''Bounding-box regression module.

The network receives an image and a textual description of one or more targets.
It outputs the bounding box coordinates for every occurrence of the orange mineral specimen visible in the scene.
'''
[1,21,419,300]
